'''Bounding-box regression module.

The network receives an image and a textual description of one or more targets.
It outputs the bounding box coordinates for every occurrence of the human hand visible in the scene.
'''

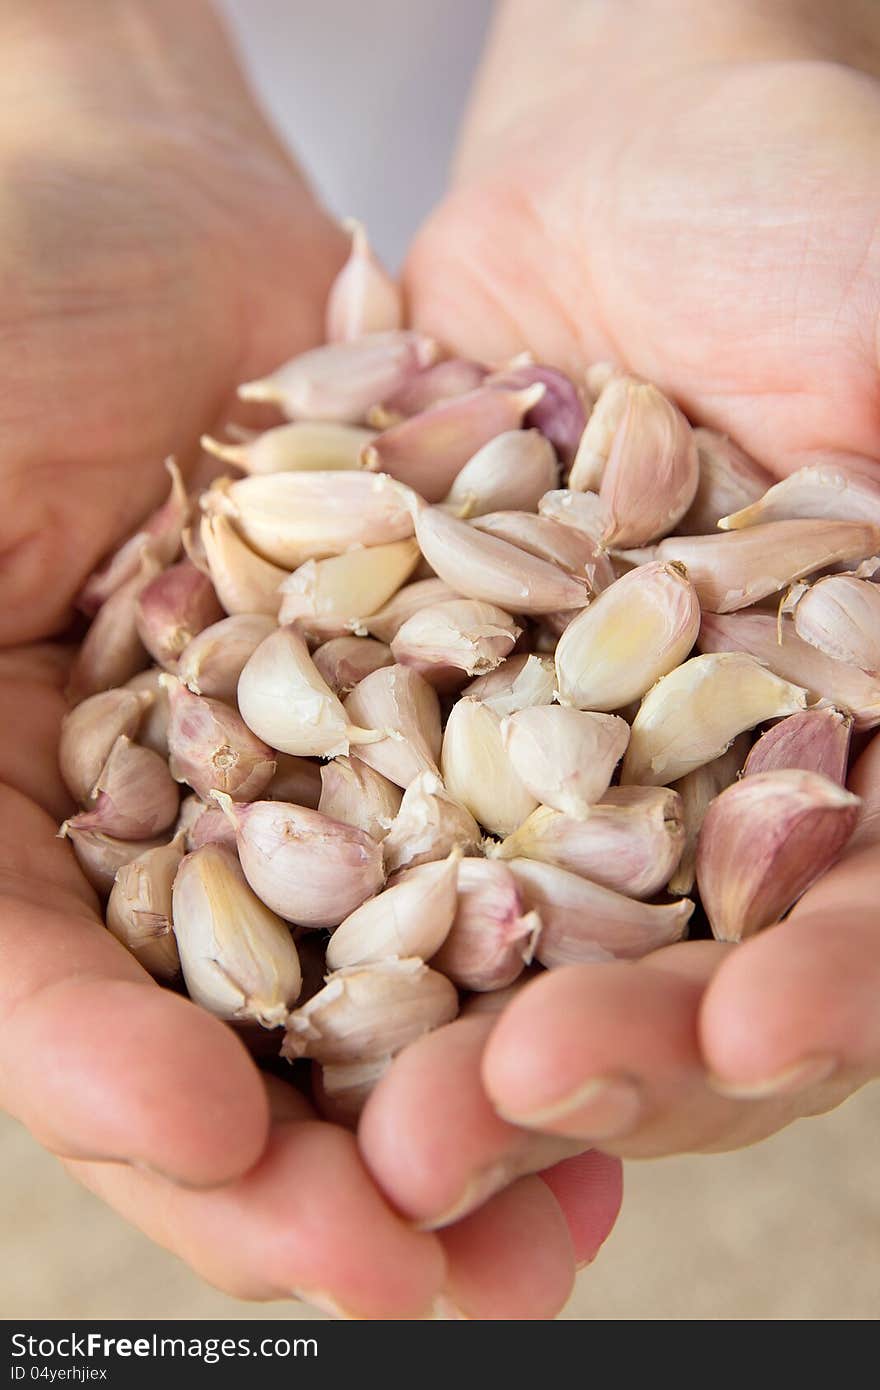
[376,0,880,1172]
[0,0,621,1319]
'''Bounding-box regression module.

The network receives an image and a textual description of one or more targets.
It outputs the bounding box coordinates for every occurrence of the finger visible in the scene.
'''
[0,643,72,819]
[539,1149,623,1268]
[68,1117,446,1319]
[480,948,834,1155]
[435,1175,575,1320]
[358,1014,582,1229]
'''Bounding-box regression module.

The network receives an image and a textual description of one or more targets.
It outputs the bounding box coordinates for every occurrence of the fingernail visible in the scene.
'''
[417,1162,509,1231]
[291,1288,360,1320]
[709,1053,837,1100]
[499,1077,642,1137]
[431,1295,471,1320]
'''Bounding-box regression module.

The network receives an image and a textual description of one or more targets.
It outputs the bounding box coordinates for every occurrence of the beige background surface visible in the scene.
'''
[3,1085,878,1320]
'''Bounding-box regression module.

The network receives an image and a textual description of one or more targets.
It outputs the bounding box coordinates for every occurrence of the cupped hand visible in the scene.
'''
[387,0,880,1168]
[0,0,621,1319]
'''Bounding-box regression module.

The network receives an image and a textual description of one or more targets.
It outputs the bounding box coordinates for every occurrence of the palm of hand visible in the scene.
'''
[405,53,880,1155]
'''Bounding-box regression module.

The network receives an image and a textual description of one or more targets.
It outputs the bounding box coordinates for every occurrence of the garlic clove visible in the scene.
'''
[667,734,751,895]
[787,573,880,674]
[381,770,482,875]
[163,675,276,802]
[742,708,852,784]
[597,383,699,546]
[463,652,557,716]
[430,857,539,992]
[59,688,152,805]
[362,385,546,502]
[177,614,277,701]
[567,373,633,493]
[311,636,394,696]
[472,511,614,590]
[67,549,160,701]
[176,793,239,852]
[538,487,607,542]
[325,850,460,969]
[391,599,520,689]
[77,459,189,615]
[134,559,224,669]
[315,1056,392,1127]
[441,430,559,519]
[343,664,442,788]
[363,577,460,643]
[265,753,322,808]
[281,957,458,1063]
[237,330,438,423]
[318,755,403,840]
[59,825,169,897]
[65,735,179,840]
[486,362,587,465]
[199,513,287,617]
[657,519,880,613]
[214,793,385,928]
[696,769,861,942]
[172,843,302,1027]
[277,538,420,639]
[676,429,772,535]
[501,707,630,817]
[621,652,808,786]
[440,698,539,837]
[325,220,403,341]
[201,421,375,475]
[106,833,185,980]
[383,359,488,417]
[124,667,172,757]
[555,561,700,712]
[719,458,880,529]
[509,857,692,967]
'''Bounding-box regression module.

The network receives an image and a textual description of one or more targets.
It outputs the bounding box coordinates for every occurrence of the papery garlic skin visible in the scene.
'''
[788,574,880,674]
[597,383,699,546]
[493,786,685,900]
[463,653,557,716]
[441,698,539,838]
[164,677,276,802]
[696,770,861,942]
[676,429,772,535]
[442,430,558,518]
[325,220,403,342]
[509,857,692,967]
[383,359,488,417]
[60,825,169,897]
[621,652,808,786]
[742,708,852,784]
[567,373,633,493]
[501,707,630,817]
[124,668,172,756]
[67,736,179,840]
[201,421,375,475]
[176,794,239,852]
[238,330,437,423]
[487,361,587,465]
[135,559,224,669]
[391,599,520,687]
[199,514,286,618]
[77,459,189,615]
[325,852,459,969]
[364,578,460,644]
[555,562,700,712]
[318,756,403,841]
[381,771,482,874]
[59,688,151,805]
[311,636,394,696]
[277,538,420,638]
[172,844,302,1027]
[106,834,185,980]
[216,795,385,928]
[430,858,540,991]
[343,665,442,788]
[238,625,377,758]
[472,511,614,590]
[668,735,751,895]
[177,614,276,702]
[719,459,880,529]
[282,958,458,1063]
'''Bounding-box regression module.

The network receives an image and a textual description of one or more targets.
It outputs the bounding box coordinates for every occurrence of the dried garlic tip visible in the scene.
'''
[487,361,587,465]
[277,538,420,639]
[473,511,614,590]
[719,458,880,529]
[696,770,860,942]
[667,735,751,895]
[177,614,276,701]
[172,844,302,1027]
[135,559,223,670]
[282,958,458,1064]
[77,459,189,615]
[325,220,403,341]
[213,793,385,928]
[199,513,286,618]
[59,688,151,805]
[364,577,460,643]
[238,330,437,423]
[676,429,772,535]
[501,707,630,818]
[362,385,545,502]
[698,611,880,731]
[383,358,488,417]
[555,561,700,712]
[60,825,169,898]
[441,430,558,518]
[238,625,378,758]
[106,834,185,980]
[621,652,808,786]
[66,735,179,841]
[441,698,539,838]
[742,708,851,784]
[786,574,880,674]
[493,786,685,900]
[325,850,460,969]
[67,549,160,701]
[163,676,276,802]
[343,665,442,789]
[125,668,171,756]
[410,496,591,615]
[463,653,557,716]
[315,1057,392,1127]
[596,383,699,546]
[318,756,403,841]
[201,421,375,475]
[391,599,520,688]
[430,858,539,992]
[509,857,692,967]
[381,770,482,875]
[211,470,413,570]
[657,519,880,613]
[311,635,394,696]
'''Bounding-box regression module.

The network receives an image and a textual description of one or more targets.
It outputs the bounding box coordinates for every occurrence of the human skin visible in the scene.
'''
[359,0,880,1202]
[0,0,620,1320]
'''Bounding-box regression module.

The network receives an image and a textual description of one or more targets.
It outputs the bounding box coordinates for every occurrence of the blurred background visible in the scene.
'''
[3,0,878,1322]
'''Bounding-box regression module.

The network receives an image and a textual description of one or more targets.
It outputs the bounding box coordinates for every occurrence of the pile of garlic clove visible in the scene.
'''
[58,223,878,1125]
